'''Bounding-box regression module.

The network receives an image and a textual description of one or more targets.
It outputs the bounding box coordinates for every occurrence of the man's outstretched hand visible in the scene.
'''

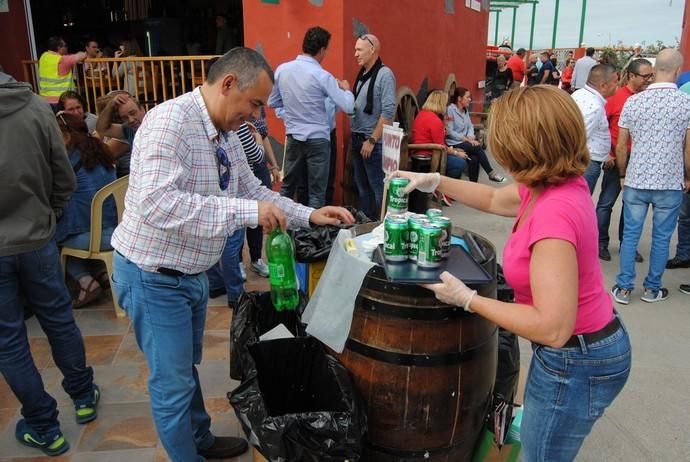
[309,206,355,227]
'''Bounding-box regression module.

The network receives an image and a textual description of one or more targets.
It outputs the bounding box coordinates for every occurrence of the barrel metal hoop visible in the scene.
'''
[356,295,468,320]
[345,329,497,367]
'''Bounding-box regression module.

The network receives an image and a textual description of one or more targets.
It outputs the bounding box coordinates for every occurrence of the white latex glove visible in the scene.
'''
[422,271,477,312]
[391,170,441,194]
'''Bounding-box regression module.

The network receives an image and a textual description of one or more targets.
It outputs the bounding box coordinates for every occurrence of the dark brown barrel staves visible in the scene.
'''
[338,232,498,462]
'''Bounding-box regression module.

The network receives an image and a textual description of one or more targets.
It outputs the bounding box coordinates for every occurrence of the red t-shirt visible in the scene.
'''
[507,55,526,84]
[502,177,614,335]
[605,86,635,157]
[561,65,574,84]
[411,109,445,157]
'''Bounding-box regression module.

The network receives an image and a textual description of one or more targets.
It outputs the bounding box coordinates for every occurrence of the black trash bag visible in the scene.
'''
[230,291,308,381]
[290,206,371,262]
[494,328,520,404]
[496,263,515,303]
[228,337,367,462]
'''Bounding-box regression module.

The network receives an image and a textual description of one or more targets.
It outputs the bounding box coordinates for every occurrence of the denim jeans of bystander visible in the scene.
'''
[616,187,683,291]
[280,135,330,208]
[0,239,94,438]
[351,134,385,220]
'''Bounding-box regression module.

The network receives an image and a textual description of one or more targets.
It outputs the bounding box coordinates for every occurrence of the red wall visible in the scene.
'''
[0,0,32,81]
[681,0,690,68]
[243,0,489,203]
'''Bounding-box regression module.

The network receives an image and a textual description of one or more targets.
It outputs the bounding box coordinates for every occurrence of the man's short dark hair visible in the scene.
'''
[628,58,652,75]
[302,26,331,56]
[586,47,595,56]
[587,63,617,86]
[207,47,274,89]
[516,48,526,56]
[47,36,64,52]
[84,37,98,48]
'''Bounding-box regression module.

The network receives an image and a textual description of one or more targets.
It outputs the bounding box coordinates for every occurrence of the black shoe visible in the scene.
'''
[666,257,690,269]
[209,287,227,299]
[635,251,644,263]
[680,284,690,295]
[598,247,611,261]
[199,436,248,459]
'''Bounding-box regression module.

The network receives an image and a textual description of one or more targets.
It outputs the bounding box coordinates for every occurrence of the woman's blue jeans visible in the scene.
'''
[60,228,114,280]
[112,252,214,462]
[521,319,631,461]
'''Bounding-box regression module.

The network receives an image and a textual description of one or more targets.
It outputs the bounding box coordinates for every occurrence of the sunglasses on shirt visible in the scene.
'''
[216,145,230,190]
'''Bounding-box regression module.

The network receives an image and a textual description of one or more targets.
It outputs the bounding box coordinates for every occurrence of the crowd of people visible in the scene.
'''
[1,22,689,462]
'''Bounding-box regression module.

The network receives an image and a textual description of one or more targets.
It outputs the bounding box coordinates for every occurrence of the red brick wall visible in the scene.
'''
[0,0,32,82]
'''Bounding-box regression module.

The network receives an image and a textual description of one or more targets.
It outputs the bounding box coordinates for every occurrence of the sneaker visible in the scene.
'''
[611,285,631,305]
[679,284,690,295]
[440,193,452,207]
[250,259,269,278]
[74,384,100,424]
[15,419,70,456]
[641,288,669,303]
[489,172,506,183]
[635,251,644,263]
[598,247,611,261]
[238,263,247,282]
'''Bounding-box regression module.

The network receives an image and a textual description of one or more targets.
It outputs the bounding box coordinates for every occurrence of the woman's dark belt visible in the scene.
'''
[562,316,621,348]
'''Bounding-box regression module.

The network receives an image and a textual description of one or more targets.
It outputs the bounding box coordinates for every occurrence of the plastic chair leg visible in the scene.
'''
[101,255,126,318]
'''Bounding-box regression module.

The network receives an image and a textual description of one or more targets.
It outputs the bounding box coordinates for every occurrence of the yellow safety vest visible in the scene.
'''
[38,52,75,97]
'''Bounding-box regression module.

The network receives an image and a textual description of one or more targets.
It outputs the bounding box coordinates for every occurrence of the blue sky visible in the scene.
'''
[488,0,684,49]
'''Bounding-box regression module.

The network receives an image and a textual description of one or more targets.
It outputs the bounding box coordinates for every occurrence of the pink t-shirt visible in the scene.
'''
[502,176,613,335]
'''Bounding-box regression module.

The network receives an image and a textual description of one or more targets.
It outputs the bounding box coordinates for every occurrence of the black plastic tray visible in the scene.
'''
[373,244,492,284]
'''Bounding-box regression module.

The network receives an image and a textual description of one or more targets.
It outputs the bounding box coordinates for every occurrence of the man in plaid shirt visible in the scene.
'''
[110,48,354,461]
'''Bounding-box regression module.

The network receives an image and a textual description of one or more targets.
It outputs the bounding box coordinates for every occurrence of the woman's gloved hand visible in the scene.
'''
[391,171,441,194]
[422,271,477,312]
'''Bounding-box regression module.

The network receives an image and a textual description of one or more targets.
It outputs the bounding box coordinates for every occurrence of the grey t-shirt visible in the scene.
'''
[351,66,397,138]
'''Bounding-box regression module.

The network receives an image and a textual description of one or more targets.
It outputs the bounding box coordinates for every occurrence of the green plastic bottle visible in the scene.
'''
[266,228,299,311]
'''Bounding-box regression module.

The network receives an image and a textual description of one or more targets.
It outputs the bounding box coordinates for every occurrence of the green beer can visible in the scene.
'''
[431,216,452,258]
[426,208,443,219]
[387,177,410,215]
[407,216,429,261]
[384,215,408,262]
[417,223,443,268]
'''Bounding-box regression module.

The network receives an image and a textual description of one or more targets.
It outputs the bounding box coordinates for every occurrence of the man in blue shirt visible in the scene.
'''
[537,51,554,84]
[269,26,354,208]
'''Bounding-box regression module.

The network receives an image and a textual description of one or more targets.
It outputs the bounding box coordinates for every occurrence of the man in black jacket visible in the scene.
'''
[0,72,100,456]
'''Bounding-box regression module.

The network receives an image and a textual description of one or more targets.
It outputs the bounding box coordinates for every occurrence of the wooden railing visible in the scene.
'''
[22,55,220,113]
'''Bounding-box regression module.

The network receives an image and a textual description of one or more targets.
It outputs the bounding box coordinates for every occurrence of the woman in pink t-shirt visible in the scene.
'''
[395,85,631,461]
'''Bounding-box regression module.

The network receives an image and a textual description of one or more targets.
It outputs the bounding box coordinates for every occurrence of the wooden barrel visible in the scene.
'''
[338,229,498,462]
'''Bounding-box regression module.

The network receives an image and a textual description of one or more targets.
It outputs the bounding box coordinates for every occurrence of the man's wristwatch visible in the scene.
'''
[367,136,377,145]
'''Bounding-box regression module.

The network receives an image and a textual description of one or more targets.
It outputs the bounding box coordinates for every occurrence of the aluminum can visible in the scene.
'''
[407,216,429,261]
[426,208,443,219]
[387,177,410,215]
[417,223,443,268]
[384,215,408,262]
[431,216,452,258]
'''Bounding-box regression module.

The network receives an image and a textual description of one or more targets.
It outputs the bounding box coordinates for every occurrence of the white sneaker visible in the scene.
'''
[238,263,247,282]
[250,259,269,278]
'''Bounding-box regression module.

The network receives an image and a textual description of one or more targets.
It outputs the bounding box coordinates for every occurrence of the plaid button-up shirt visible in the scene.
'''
[112,87,313,274]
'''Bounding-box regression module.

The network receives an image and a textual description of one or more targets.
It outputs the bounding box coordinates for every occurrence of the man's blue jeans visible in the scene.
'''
[672,192,690,260]
[583,160,602,194]
[112,252,214,462]
[280,135,330,208]
[0,239,94,437]
[351,134,385,220]
[521,319,631,461]
[616,187,683,291]
[593,165,624,248]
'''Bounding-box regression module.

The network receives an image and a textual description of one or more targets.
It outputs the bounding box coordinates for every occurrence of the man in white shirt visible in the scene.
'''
[572,64,619,194]
[572,47,598,90]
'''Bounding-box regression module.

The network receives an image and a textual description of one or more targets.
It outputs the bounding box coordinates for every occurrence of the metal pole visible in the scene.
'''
[529,2,536,50]
[511,8,518,48]
[494,11,501,45]
[551,0,560,49]
[578,0,587,47]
